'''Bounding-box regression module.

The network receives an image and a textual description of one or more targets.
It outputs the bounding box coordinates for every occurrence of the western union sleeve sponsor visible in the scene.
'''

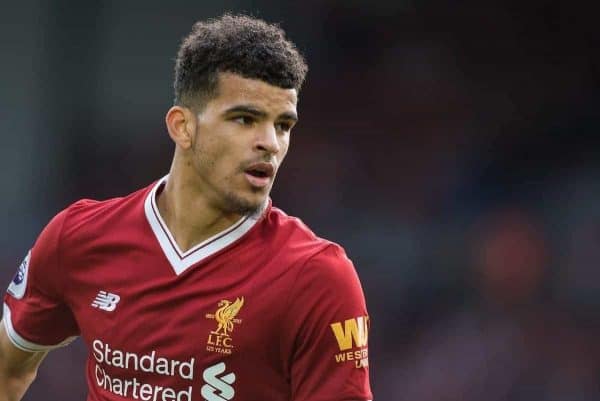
[330,316,369,351]
[330,315,369,369]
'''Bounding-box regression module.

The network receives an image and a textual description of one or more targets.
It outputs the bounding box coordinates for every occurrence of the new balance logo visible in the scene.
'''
[91,291,121,312]
[201,362,236,401]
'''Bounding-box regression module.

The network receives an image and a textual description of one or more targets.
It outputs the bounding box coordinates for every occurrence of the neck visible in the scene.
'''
[156,168,243,253]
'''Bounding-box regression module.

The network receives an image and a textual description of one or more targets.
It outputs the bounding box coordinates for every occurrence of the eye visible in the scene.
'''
[275,121,293,132]
[232,116,255,126]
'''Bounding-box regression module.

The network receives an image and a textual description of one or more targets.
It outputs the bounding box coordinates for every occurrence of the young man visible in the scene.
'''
[0,14,371,401]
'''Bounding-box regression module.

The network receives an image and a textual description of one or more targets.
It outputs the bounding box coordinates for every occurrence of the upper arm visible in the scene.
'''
[284,245,372,401]
[0,321,47,376]
[0,321,47,401]
[3,209,79,353]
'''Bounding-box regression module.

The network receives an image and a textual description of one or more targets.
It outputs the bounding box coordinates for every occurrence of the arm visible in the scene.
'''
[285,245,372,401]
[1,207,79,400]
[0,322,47,401]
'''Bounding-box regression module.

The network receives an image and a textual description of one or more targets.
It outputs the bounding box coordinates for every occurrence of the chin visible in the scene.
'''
[221,190,266,216]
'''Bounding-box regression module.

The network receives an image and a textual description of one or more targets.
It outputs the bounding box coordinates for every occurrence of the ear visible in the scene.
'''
[165,106,197,150]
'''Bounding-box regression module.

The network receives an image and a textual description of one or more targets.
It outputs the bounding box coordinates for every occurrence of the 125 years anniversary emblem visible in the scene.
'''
[205,297,244,355]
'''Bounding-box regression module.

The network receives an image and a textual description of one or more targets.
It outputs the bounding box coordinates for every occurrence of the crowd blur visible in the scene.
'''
[1,1,598,400]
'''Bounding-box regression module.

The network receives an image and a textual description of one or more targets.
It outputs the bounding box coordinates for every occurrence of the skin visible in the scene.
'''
[0,324,47,401]
[158,72,298,252]
[0,72,299,399]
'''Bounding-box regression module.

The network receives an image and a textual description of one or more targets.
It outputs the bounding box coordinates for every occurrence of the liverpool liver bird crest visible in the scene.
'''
[213,297,244,336]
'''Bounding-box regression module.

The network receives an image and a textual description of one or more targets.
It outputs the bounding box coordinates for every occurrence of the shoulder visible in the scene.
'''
[303,243,355,278]
[59,184,150,240]
[266,206,360,289]
[299,244,364,300]
[266,205,335,249]
[276,210,368,352]
[265,206,346,264]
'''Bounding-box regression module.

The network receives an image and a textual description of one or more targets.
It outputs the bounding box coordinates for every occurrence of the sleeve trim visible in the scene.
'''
[2,303,77,352]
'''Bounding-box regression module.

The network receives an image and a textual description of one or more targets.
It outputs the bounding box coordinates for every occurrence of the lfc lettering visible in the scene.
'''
[206,333,234,354]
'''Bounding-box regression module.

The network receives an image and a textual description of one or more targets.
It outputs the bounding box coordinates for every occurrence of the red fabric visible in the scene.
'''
[4,181,372,401]
[4,208,79,347]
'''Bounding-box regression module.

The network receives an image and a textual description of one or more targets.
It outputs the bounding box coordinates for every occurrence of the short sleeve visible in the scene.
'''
[285,245,372,401]
[2,209,79,352]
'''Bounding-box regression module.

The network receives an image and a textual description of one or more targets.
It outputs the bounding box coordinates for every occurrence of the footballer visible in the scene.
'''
[0,14,372,401]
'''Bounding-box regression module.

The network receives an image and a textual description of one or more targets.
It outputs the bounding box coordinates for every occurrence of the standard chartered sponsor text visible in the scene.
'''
[93,339,195,401]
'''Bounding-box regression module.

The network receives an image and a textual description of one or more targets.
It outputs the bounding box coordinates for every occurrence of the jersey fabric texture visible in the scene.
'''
[3,176,372,401]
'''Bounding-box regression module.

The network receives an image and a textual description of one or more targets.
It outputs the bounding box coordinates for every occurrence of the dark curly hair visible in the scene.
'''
[174,14,308,108]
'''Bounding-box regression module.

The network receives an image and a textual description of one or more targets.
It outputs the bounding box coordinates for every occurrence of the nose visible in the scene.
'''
[254,124,281,154]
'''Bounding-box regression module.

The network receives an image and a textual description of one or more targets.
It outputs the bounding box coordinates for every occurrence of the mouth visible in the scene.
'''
[244,162,275,188]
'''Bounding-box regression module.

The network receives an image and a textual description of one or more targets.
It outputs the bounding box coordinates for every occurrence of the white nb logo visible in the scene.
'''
[91,291,121,312]
[201,362,236,401]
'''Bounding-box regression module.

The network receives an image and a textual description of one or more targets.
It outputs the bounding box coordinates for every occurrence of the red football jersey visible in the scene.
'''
[3,176,372,401]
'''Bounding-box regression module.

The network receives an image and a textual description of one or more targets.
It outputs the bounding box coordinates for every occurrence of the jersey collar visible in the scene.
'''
[144,175,264,275]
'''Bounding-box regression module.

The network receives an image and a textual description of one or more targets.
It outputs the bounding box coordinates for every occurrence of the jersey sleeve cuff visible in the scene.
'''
[2,303,77,352]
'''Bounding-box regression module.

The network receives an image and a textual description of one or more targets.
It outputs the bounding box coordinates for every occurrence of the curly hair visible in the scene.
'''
[174,14,308,108]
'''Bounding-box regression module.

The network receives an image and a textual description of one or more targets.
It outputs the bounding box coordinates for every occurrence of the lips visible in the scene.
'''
[244,162,275,188]
[244,162,274,178]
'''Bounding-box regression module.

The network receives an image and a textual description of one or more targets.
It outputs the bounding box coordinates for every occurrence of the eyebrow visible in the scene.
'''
[224,104,298,122]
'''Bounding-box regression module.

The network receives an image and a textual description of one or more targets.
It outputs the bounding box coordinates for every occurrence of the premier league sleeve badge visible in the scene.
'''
[7,250,31,299]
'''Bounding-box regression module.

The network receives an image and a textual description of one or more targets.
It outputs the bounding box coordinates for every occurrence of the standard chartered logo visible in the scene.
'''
[201,362,236,401]
[91,338,236,400]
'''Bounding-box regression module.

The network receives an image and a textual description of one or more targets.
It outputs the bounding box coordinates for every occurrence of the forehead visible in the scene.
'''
[207,72,298,115]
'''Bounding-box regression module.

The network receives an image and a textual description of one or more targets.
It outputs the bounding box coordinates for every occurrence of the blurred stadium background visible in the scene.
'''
[1,0,599,399]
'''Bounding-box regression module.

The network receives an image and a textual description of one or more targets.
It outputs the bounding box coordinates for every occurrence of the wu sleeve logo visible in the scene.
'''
[330,315,370,369]
[201,362,236,401]
[91,291,121,312]
[7,250,31,300]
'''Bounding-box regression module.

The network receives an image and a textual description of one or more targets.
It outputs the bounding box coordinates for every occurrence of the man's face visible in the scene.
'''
[189,72,298,215]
